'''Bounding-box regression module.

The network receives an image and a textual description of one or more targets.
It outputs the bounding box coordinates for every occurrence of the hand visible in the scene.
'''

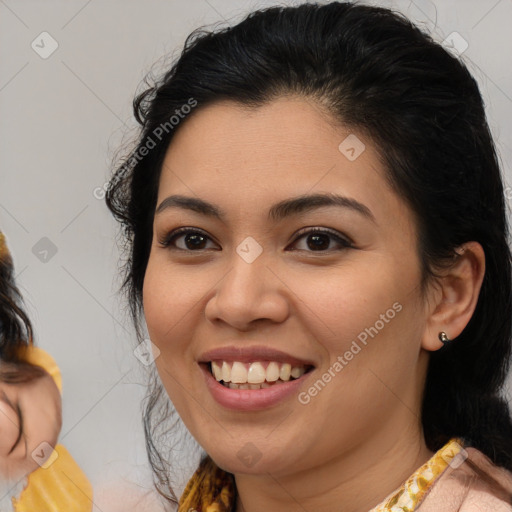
[0,365,62,482]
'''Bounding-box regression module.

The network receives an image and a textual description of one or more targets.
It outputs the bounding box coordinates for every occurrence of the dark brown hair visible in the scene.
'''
[105,1,512,503]
[0,234,45,382]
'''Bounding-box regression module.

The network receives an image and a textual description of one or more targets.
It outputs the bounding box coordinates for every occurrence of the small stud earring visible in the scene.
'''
[438,331,451,345]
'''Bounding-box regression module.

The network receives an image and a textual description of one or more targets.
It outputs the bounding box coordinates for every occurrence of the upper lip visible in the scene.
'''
[198,345,316,368]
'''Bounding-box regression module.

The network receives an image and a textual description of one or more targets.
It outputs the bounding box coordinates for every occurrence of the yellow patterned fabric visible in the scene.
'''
[369,438,464,512]
[178,439,464,512]
[10,345,94,512]
[0,231,93,511]
[178,455,235,512]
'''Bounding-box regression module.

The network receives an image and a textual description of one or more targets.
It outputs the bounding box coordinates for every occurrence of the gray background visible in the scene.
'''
[1,0,511,504]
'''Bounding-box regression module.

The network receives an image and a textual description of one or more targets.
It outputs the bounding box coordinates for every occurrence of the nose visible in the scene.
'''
[204,249,289,331]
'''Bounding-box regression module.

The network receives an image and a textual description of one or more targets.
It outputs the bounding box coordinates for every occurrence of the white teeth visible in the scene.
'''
[248,362,266,384]
[291,366,305,379]
[280,363,291,381]
[266,362,280,382]
[231,362,248,383]
[212,361,222,381]
[221,361,231,382]
[209,360,309,386]
[224,380,287,390]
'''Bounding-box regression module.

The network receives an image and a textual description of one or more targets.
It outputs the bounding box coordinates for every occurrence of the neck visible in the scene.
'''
[233,419,434,512]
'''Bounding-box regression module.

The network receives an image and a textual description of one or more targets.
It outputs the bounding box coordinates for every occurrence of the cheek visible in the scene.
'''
[142,259,215,437]
[302,257,422,379]
[143,256,185,342]
[142,254,207,364]
[142,262,195,407]
[142,269,170,343]
[299,262,401,342]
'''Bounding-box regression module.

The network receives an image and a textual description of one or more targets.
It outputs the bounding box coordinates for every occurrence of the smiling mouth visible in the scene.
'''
[207,360,314,390]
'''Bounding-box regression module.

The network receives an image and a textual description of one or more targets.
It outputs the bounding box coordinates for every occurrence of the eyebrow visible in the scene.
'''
[155,193,376,224]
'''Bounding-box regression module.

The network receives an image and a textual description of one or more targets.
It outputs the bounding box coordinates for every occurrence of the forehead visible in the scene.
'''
[157,96,409,227]
[163,96,354,177]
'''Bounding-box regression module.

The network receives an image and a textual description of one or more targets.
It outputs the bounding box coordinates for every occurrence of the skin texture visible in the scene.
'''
[0,367,62,481]
[142,96,485,512]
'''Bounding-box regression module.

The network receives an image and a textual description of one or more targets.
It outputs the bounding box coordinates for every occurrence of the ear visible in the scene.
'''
[421,241,486,351]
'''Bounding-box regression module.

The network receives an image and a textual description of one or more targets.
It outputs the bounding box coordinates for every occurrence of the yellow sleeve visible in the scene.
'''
[12,345,94,512]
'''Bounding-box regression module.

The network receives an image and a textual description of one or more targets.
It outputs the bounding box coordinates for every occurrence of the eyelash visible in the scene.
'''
[158,226,353,253]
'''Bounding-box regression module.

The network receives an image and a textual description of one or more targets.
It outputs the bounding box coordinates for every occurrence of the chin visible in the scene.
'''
[206,444,291,477]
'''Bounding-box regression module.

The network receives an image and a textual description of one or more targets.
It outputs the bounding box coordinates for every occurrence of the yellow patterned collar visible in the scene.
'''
[370,438,466,511]
[178,438,465,512]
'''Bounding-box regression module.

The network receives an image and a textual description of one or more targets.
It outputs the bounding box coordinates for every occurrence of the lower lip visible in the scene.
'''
[200,364,313,411]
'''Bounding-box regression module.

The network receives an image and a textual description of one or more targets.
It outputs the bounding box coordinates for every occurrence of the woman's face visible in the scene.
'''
[0,368,61,481]
[143,96,434,476]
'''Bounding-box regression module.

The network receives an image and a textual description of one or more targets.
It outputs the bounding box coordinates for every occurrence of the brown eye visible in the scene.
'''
[159,228,218,251]
[159,227,352,253]
[290,228,353,252]
[180,232,208,250]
